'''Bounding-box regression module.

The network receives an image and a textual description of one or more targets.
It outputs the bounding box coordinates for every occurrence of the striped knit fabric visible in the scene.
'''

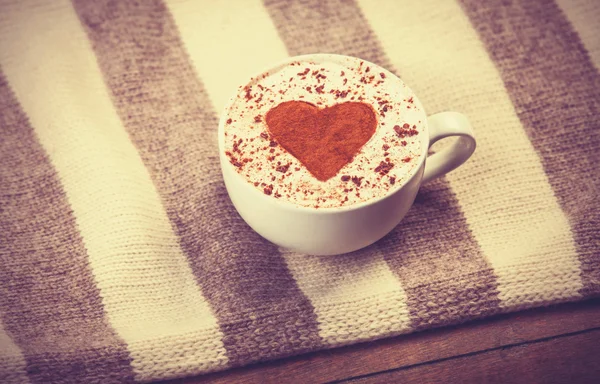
[0,0,598,382]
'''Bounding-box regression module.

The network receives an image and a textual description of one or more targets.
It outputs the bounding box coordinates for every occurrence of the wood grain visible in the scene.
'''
[163,298,600,384]
[347,329,600,384]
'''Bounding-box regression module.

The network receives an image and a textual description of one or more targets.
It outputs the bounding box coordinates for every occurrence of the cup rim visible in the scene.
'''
[218,53,429,214]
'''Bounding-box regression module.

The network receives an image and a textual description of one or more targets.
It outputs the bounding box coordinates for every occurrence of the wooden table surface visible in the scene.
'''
[163,298,600,384]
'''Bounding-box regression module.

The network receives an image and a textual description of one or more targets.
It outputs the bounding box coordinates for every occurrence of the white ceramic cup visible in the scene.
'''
[218,54,475,255]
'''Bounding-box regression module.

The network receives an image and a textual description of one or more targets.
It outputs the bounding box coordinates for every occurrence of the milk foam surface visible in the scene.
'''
[223,57,424,208]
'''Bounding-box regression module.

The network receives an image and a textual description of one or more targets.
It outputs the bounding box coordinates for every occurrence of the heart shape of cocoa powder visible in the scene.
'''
[265,101,377,181]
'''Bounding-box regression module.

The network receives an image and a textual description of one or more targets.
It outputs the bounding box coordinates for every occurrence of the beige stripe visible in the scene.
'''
[265,0,501,330]
[172,0,417,340]
[74,0,321,368]
[0,69,135,383]
[460,0,599,299]
[0,320,29,384]
[358,0,582,308]
[556,0,600,69]
[167,0,289,111]
[283,247,411,346]
[0,0,227,381]
[170,0,411,346]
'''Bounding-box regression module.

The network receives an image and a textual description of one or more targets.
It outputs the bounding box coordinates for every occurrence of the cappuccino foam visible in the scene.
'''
[223,57,424,208]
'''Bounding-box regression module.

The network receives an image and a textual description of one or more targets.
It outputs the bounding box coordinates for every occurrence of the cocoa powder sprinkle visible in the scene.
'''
[244,86,253,100]
[351,176,363,187]
[374,160,394,175]
[394,125,419,138]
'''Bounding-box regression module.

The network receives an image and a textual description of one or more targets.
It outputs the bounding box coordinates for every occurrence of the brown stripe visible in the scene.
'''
[0,318,29,384]
[265,0,392,69]
[72,0,322,367]
[460,0,600,297]
[264,0,501,329]
[377,188,501,329]
[0,72,135,382]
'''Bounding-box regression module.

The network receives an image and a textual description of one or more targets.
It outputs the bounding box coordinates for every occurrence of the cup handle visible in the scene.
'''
[422,112,476,184]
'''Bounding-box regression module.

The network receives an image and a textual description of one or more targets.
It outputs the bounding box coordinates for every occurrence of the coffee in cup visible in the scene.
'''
[223,55,423,209]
